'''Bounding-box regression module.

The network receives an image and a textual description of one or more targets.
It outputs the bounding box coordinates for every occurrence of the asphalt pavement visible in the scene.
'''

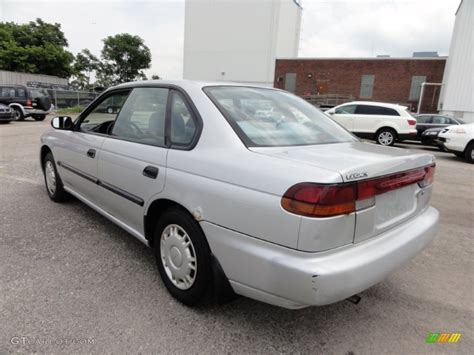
[0,117,472,354]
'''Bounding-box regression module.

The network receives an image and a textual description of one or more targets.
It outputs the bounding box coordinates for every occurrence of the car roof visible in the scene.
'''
[112,79,279,91]
[416,114,453,118]
[340,101,408,110]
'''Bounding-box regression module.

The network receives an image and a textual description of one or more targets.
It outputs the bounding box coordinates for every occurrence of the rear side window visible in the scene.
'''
[170,91,197,146]
[0,87,14,98]
[356,105,399,116]
[431,116,450,124]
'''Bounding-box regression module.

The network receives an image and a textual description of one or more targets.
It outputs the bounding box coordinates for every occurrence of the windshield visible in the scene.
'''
[204,86,357,147]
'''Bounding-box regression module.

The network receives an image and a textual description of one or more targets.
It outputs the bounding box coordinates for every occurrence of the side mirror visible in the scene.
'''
[51,116,73,130]
[327,111,334,115]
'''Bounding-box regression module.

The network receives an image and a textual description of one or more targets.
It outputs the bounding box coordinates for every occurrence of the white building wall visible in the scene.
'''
[183,0,302,86]
[439,0,474,122]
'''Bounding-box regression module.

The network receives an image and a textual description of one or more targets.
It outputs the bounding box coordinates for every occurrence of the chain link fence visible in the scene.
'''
[40,89,99,109]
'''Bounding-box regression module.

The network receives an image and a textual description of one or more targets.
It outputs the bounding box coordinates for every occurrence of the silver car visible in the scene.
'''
[40,81,439,309]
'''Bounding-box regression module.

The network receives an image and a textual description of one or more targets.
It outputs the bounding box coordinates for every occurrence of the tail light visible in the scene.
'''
[281,183,356,217]
[282,164,435,218]
[26,99,32,107]
[419,164,436,188]
[408,119,417,126]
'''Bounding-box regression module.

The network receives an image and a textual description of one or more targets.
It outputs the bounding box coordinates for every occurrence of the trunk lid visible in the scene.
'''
[251,142,435,244]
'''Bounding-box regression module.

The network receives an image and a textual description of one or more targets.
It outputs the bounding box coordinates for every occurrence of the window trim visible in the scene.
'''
[73,84,203,151]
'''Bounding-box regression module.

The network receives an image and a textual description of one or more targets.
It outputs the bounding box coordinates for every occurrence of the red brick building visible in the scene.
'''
[274,57,446,112]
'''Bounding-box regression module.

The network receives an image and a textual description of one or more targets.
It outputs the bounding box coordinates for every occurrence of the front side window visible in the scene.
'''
[335,105,356,114]
[204,86,356,147]
[0,87,14,97]
[79,91,130,133]
[170,92,197,146]
[111,88,169,146]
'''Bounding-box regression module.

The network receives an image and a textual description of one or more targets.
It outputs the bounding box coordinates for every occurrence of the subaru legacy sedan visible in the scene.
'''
[40,81,439,309]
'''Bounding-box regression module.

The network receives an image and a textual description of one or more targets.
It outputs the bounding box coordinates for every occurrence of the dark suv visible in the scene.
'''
[0,85,52,121]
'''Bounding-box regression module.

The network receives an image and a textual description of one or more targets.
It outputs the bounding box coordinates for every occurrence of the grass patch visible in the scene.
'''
[55,106,84,114]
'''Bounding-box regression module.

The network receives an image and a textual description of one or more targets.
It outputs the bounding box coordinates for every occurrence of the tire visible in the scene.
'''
[33,114,46,121]
[43,152,69,202]
[375,128,397,146]
[464,142,474,164]
[12,107,24,121]
[154,207,213,306]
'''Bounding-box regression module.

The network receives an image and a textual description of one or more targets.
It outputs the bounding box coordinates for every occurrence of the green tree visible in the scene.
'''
[98,33,151,85]
[0,18,74,77]
[151,74,161,80]
[70,49,99,90]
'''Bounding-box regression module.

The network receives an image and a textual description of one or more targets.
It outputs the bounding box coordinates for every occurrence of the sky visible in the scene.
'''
[0,0,459,79]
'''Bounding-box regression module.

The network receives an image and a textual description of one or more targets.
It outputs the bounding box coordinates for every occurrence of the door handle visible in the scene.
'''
[143,166,159,179]
[87,149,96,158]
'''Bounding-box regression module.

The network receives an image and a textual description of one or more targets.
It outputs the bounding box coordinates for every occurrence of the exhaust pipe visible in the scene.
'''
[346,294,361,305]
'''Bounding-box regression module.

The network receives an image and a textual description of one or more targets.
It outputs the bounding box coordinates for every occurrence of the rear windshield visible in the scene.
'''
[29,88,49,98]
[204,86,357,147]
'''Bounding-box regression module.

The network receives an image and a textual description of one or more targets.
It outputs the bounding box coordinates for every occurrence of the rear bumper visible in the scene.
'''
[202,206,439,309]
[24,108,49,117]
[398,131,417,141]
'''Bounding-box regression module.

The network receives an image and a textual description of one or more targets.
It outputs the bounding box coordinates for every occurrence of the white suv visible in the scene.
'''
[437,123,474,163]
[326,101,417,146]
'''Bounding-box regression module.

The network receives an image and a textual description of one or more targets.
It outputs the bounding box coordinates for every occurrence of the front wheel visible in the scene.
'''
[154,207,213,306]
[375,128,397,146]
[464,143,474,164]
[43,152,69,202]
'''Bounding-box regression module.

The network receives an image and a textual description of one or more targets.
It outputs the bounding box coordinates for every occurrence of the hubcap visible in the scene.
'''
[12,109,20,120]
[378,131,394,145]
[160,224,197,290]
[45,161,56,195]
[471,149,474,160]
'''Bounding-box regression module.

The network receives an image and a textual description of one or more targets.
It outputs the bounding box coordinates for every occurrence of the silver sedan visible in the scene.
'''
[40,81,439,309]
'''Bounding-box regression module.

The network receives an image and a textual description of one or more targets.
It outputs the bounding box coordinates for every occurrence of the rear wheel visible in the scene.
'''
[12,107,24,121]
[375,128,397,146]
[43,152,69,202]
[33,114,46,121]
[154,207,213,306]
[464,142,474,164]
